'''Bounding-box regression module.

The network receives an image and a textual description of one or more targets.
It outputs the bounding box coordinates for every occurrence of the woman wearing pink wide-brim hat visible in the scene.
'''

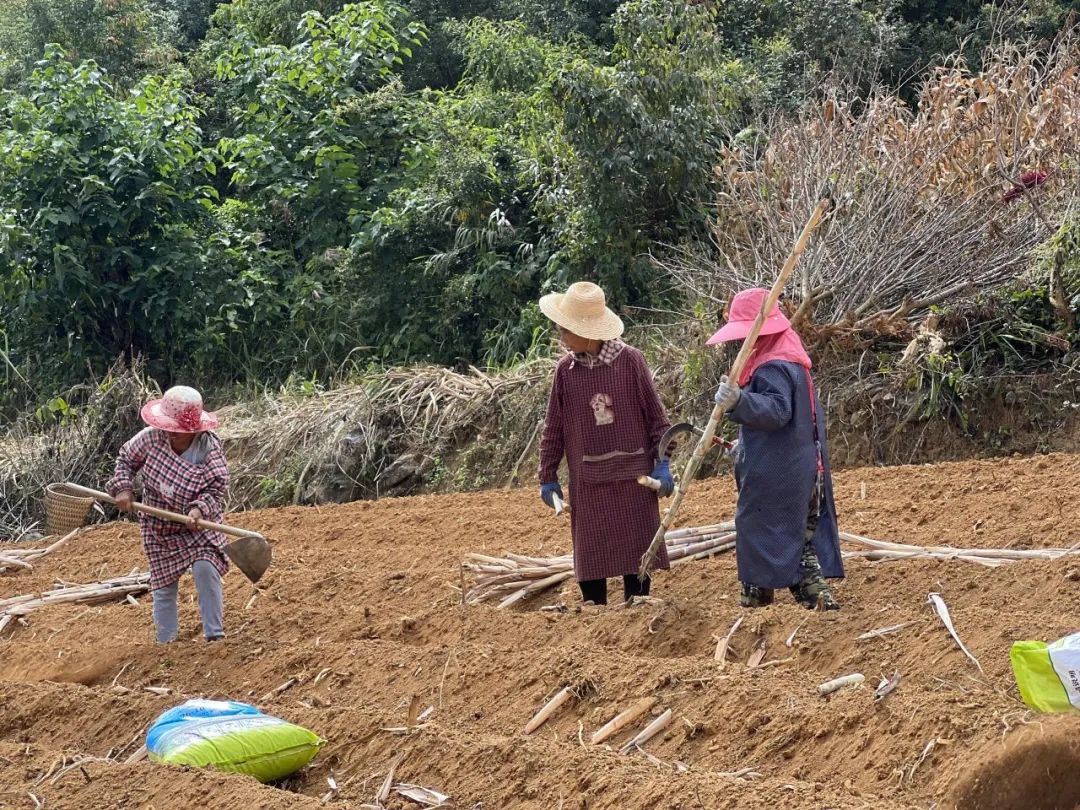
[709,288,844,610]
[107,386,231,643]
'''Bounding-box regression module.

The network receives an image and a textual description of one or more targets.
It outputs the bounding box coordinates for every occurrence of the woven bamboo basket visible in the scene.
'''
[44,483,95,536]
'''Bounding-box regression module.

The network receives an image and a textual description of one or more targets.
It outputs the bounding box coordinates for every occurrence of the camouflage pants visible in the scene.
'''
[740,480,840,610]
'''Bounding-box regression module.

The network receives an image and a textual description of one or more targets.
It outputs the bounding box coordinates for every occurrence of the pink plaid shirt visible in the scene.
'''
[108,428,230,589]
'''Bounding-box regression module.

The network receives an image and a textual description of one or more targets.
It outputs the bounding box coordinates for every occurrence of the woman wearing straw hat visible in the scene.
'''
[709,288,844,609]
[538,282,675,606]
[107,386,231,642]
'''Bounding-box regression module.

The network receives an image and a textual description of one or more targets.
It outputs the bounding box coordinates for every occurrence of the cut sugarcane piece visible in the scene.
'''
[817,673,865,696]
[591,697,658,745]
[637,476,662,492]
[524,686,573,734]
[619,708,673,754]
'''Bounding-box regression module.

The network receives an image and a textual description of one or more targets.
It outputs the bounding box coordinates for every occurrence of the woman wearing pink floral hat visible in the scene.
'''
[709,289,844,610]
[107,386,230,643]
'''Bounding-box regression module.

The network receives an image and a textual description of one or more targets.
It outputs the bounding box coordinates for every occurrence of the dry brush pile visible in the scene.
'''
[0,360,155,539]
[652,32,1080,465]
[667,32,1080,344]
[217,359,554,510]
[0,358,556,535]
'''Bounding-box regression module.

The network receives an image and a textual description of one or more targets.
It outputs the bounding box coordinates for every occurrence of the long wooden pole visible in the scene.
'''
[638,200,830,581]
[61,483,266,542]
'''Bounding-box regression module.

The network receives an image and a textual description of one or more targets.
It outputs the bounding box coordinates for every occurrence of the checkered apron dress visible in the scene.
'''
[539,344,672,581]
[108,428,231,590]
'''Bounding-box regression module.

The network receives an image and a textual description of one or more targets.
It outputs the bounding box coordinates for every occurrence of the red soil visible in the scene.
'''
[2,454,1080,809]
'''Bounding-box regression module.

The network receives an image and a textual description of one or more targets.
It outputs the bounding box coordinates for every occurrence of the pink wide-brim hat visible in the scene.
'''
[141,385,219,434]
[706,287,791,345]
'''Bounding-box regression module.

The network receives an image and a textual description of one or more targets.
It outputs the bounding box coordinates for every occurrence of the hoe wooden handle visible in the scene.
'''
[62,483,266,542]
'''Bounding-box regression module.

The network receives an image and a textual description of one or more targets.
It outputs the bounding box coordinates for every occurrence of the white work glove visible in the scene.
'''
[714,376,742,410]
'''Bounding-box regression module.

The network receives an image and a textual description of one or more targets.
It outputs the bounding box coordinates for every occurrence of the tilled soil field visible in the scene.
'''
[2,455,1080,809]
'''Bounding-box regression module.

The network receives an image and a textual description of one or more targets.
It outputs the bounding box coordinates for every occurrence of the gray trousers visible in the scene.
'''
[152,560,224,643]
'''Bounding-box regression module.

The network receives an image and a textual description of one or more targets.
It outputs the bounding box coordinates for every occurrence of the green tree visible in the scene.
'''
[215,1,427,252]
[350,19,577,363]
[399,0,619,91]
[355,5,753,364]
[0,48,217,394]
[205,0,349,47]
[888,0,1080,88]
[158,0,229,49]
[541,0,750,289]
[0,0,182,87]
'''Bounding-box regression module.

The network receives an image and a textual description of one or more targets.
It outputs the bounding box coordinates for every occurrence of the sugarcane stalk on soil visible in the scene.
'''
[638,200,831,581]
[524,686,573,734]
[817,673,865,696]
[618,708,672,754]
[465,520,1080,608]
[0,527,82,574]
[591,697,658,745]
[0,572,151,638]
[464,528,737,606]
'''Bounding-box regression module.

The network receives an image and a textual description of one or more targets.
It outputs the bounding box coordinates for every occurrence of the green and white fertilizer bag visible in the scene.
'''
[1010,631,1080,713]
[146,699,324,782]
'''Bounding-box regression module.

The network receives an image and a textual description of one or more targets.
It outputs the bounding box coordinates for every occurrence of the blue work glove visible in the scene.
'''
[540,481,564,510]
[650,459,675,497]
[714,375,742,410]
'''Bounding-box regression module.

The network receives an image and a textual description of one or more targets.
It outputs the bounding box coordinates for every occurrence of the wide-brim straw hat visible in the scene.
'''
[539,281,624,341]
[706,287,791,345]
[141,385,219,434]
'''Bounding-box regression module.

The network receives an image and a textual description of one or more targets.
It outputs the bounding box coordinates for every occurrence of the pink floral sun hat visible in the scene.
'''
[141,386,219,434]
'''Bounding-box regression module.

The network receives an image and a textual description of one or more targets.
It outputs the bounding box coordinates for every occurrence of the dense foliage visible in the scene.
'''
[1,0,1079,413]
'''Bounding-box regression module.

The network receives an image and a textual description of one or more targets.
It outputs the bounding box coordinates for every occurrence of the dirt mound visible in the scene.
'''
[949,719,1080,810]
[3,454,1080,808]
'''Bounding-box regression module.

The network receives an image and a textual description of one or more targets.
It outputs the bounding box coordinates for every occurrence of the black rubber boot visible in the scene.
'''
[740,583,775,608]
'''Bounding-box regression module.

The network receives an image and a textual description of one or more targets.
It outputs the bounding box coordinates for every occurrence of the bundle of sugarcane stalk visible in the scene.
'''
[0,528,82,574]
[0,571,150,636]
[464,522,736,607]
[464,522,1080,607]
[839,532,1080,567]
